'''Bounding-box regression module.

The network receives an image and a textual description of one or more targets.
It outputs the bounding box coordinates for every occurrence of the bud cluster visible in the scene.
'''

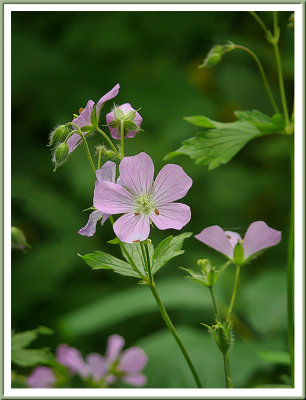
[203,321,233,355]
[181,258,228,288]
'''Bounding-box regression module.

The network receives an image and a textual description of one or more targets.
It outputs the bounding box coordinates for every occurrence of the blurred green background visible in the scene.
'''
[11,11,293,388]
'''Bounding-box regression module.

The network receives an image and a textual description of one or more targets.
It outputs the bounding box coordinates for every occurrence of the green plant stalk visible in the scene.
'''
[96,127,121,159]
[233,44,279,113]
[148,282,203,388]
[227,265,240,321]
[249,11,271,36]
[209,287,221,322]
[97,147,102,169]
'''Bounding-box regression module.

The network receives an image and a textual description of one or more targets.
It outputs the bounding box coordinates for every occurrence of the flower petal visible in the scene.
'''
[150,203,191,230]
[113,213,150,243]
[78,210,103,237]
[94,181,135,214]
[56,344,90,378]
[66,132,82,154]
[122,373,147,387]
[96,161,116,183]
[73,100,95,129]
[26,366,56,388]
[126,110,143,139]
[224,230,242,248]
[106,334,125,363]
[153,164,192,205]
[243,221,282,260]
[96,83,120,116]
[86,353,107,381]
[119,152,154,196]
[118,347,148,373]
[195,225,235,259]
[105,110,119,139]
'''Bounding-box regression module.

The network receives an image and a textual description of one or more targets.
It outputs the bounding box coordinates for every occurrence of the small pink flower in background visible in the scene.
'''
[67,83,120,153]
[26,366,56,388]
[94,152,192,243]
[195,221,281,263]
[105,334,148,386]
[106,103,143,139]
[79,161,116,237]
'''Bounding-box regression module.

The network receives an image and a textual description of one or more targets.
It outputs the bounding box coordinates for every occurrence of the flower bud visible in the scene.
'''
[48,125,69,147]
[181,258,224,288]
[203,321,232,355]
[199,43,235,68]
[53,142,69,171]
[95,145,116,160]
[11,226,30,251]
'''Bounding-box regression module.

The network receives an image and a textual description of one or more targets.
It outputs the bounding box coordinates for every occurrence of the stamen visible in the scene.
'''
[133,240,140,243]
[79,107,84,114]
[135,212,140,216]
[226,235,231,239]
[155,209,160,215]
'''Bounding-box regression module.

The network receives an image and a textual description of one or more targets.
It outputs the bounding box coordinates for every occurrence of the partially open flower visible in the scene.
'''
[67,83,120,153]
[106,103,143,139]
[94,152,192,243]
[195,221,281,264]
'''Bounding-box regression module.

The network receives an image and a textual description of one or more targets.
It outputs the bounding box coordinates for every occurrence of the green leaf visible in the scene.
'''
[234,110,285,135]
[12,348,53,367]
[165,120,259,170]
[120,241,154,276]
[183,115,216,128]
[79,251,140,278]
[151,232,192,274]
[11,330,39,350]
[259,350,290,365]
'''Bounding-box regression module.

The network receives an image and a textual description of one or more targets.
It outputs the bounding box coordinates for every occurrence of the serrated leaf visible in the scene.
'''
[12,348,53,367]
[183,115,216,128]
[79,251,141,278]
[165,120,259,170]
[120,241,154,277]
[11,330,39,350]
[234,110,285,135]
[151,232,192,274]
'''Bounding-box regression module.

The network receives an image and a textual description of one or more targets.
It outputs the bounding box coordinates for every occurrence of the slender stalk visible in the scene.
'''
[227,265,240,321]
[96,127,121,159]
[209,287,221,322]
[249,11,271,37]
[223,354,233,388]
[288,134,294,381]
[149,282,203,388]
[233,45,279,113]
[144,240,153,285]
[97,147,102,169]
[272,12,290,127]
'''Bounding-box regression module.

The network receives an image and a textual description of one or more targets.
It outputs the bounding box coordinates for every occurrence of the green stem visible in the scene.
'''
[144,240,153,285]
[148,282,203,388]
[233,45,279,113]
[97,147,102,169]
[96,127,121,159]
[209,287,221,322]
[288,134,294,382]
[272,12,290,127]
[227,265,240,321]
[249,11,271,37]
[223,353,233,388]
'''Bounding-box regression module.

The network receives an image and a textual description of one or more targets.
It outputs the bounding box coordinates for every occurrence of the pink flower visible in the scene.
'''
[79,161,116,237]
[94,152,192,243]
[26,366,56,388]
[56,344,107,382]
[104,334,148,387]
[195,221,281,263]
[67,83,120,153]
[106,103,143,139]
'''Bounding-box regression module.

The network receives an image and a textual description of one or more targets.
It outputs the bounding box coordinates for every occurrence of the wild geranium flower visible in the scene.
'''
[104,334,148,386]
[94,152,192,243]
[27,366,56,388]
[106,103,143,139]
[79,161,116,237]
[195,221,281,264]
[67,83,120,153]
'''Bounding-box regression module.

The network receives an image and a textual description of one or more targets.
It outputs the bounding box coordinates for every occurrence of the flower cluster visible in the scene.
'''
[26,334,147,388]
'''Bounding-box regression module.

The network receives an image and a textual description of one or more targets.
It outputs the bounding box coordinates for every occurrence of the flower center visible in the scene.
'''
[134,194,156,215]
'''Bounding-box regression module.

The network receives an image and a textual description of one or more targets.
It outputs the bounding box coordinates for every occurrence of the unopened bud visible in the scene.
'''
[95,145,116,160]
[203,321,232,355]
[53,142,69,171]
[48,125,69,147]
[11,226,30,251]
[199,43,235,68]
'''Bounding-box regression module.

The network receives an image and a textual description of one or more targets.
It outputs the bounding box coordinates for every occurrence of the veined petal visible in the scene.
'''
[119,152,154,196]
[243,221,282,260]
[122,373,147,387]
[106,110,119,139]
[224,230,242,248]
[195,225,235,259]
[56,344,89,378]
[78,210,103,237]
[26,366,56,388]
[86,353,107,381]
[118,348,148,373]
[73,100,95,128]
[113,213,150,243]
[150,203,191,230]
[106,334,125,363]
[153,164,192,205]
[96,161,116,183]
[96,83,120,116]
[94,181,135,214]
[66,132,82,154]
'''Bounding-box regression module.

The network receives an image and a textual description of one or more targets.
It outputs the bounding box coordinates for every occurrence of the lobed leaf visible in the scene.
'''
[120,241,154,277]
[12,348,53,367]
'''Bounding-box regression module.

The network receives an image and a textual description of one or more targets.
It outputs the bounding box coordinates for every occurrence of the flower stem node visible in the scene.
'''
[202,321,232,355]
[53,142,69,172]
[48,125,70,147]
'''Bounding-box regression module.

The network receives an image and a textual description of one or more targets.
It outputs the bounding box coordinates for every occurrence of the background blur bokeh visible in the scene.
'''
[11,10,294,388]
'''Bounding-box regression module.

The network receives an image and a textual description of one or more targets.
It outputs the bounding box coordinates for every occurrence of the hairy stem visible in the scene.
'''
[227,265,240,321]
[96,127,121,159]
